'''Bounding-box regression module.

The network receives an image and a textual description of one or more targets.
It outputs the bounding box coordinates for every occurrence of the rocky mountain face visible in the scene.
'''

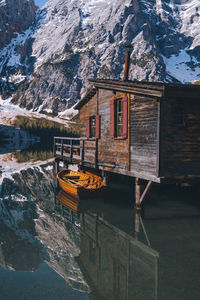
[0,0,200,114]
[0,164,89,292]
[0,0,37,50]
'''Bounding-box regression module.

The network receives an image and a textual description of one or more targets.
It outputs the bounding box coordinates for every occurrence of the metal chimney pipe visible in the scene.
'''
[123,44,132,81]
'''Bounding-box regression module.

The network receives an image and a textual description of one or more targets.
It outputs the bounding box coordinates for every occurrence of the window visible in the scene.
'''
[86,115,100,139]
[110,96,128,139]
[116,99,123,137]
[90,116,96,138]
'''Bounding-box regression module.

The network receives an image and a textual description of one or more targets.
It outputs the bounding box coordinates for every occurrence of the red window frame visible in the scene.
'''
[86,115,101,139]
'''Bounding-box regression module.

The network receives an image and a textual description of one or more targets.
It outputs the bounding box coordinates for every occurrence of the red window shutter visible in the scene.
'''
[95,115,100,139]
[122,96,128,139]
[86,117,90,138]
[110,99,115,138]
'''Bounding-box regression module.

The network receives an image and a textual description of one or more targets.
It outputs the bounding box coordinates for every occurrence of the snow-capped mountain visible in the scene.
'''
[0,0,200,114]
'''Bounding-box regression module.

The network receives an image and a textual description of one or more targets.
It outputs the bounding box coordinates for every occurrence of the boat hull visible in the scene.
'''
[56,169,107,199]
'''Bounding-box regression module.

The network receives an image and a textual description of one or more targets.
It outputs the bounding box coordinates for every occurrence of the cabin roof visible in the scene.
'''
[74,78,200,110]
[74,87,97,110]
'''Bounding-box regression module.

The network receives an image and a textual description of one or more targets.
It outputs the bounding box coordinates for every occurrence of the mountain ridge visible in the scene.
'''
[0,0,200,115]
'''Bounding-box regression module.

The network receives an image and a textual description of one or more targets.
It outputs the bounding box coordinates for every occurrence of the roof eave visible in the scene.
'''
[74,87,97,110]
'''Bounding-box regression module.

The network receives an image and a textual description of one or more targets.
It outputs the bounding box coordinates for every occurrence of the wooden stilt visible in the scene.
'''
[102,169,108,184]
[55,159,60,189]
[64,161,68,169]
[135,178,143,210]
[135,210,140,239]
[135,178,152,210]
[55,158,60,173]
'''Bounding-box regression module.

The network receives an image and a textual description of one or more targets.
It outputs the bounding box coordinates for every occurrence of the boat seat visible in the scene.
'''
[64,175,80,180]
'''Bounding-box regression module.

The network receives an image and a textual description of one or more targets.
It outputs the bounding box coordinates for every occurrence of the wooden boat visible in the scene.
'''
[56,169,107,199]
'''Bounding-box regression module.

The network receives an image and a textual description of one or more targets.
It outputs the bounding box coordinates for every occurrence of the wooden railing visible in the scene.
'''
[53,136,86,163]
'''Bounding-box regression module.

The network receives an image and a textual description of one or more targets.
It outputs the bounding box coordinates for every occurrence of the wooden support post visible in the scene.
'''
[135,210,140,239]
[80,140,84,165]
[102,169,108,184]
[95,139,98,168]
[53,138,56,157]
[61,139,64,160]
[135,178,143,210]
[135,178,152,210]
[63,160,68,169]
[55,159,60,173]
[70,140,73,163]
[55,159,60,189]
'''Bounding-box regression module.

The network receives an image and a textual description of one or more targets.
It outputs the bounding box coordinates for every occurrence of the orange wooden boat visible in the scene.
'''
[56,169,107,199]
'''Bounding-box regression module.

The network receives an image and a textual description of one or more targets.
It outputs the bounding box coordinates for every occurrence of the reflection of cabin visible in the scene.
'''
[77,212,159,300]
[54,50,200,208]
[54,191,159,299]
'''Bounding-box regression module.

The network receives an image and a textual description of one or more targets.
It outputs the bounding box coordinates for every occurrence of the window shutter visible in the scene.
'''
[122,96,128,139]
[110,99,115,138]
[86,117,90,138]
[95,115,100,139]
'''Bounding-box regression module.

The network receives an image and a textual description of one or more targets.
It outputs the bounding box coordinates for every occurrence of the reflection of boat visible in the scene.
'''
[58,190,80,212]
[56,169,107,199]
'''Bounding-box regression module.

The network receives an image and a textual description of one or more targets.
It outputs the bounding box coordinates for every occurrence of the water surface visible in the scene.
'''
[0,161,200,300]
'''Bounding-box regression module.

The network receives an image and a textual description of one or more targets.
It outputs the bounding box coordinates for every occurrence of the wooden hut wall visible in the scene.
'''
[98,89,129,171]
[80,93,97,164]
[130,95,159,176]
[160,98,200,177]
[80,89,129,172]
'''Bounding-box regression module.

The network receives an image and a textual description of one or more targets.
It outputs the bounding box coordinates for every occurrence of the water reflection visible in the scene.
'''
[55,191,159,300]
[0,164,200,299]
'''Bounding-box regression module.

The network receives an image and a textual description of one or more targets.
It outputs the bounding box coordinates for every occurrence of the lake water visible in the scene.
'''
[0,159,200,300]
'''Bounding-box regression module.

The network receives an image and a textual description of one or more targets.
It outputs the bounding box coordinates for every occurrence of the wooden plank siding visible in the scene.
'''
[98,89,129,171]
[160,98,200,177]
[79,89,129,172]
[76,80,200,183]
[130,95,159,176]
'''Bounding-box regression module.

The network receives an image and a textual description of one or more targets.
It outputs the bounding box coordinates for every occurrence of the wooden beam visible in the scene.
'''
[139,180,152,204]
[90,82,163,98]
[135,178,143,210]
[135,178,153,210]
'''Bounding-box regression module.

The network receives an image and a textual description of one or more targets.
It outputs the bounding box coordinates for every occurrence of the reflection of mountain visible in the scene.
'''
[0,200,42,272]
[0,164,89,292]
[1,163,56,206]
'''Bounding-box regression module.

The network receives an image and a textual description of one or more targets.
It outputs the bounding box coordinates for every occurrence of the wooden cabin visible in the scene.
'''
[74,79,200,180]
[54,78,200,208]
